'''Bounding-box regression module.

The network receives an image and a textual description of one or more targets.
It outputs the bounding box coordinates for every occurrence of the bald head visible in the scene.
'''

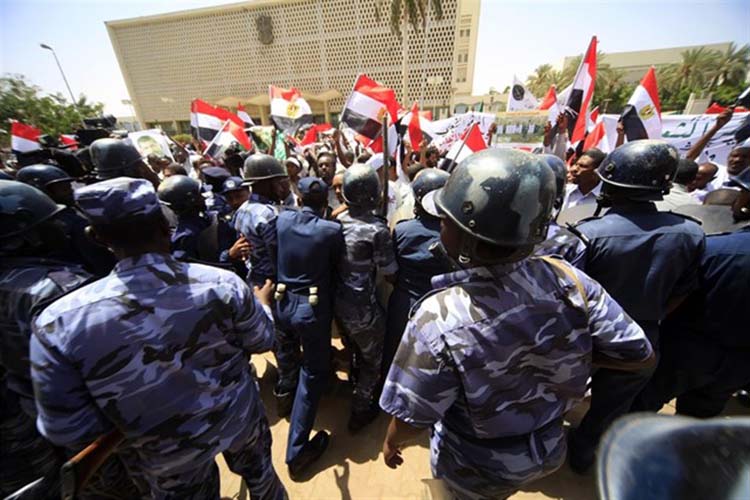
[689,162,719,191]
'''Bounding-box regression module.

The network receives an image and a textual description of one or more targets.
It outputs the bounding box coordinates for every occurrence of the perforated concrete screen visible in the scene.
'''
[107,0,479,128]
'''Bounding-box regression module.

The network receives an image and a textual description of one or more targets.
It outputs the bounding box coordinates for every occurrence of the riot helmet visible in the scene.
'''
[597,140,678,202]
[16,164,73,191]
[157,175,205,215]
[242,154,288,185]
[539,154,568,210]
[0,180,65,241]
[90,139,144,180]
[411,168,450,210]
[430,149,555,265]
[342,163,381,210]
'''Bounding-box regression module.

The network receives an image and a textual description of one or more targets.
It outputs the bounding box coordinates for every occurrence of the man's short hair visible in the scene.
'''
[406,162,426,181]
[581,148,606,168]
[674,158,699,185]
[425,145,439,157]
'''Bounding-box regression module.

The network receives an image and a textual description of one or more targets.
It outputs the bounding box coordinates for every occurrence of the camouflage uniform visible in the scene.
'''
[233,193,279,286]
[30,178,286,500]
[380,257,652,499]
[335,209,398,413]
[535,222,587,269]
[0,257,91,496]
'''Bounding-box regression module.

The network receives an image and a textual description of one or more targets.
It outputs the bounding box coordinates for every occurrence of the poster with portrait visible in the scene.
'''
[128,129,175,160]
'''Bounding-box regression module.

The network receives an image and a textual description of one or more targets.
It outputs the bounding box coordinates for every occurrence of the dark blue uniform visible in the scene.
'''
[569,203,705,467]
[634,226,750,417]
[265,206,345,463]
[384,215,447,376]
[56,207,117,276]
[171,213,240,272]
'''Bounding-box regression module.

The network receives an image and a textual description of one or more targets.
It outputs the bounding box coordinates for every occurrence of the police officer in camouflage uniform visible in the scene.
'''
[384,168,450,377]
[16,164,117,276]
[379,149,655,500]
[29,177,286,499]
[567,141,705,474]
[336,163,398,432]
[0,180,92,497]
[234,154,289,286]
[534,154,587,268]
[265,177,345,479]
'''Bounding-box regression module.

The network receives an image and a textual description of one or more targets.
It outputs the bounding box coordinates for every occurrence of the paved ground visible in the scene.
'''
[218,352,749,500]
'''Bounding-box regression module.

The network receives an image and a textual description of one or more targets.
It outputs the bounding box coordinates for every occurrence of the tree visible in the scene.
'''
[375,0,443,35]
[525,64,564,97]
[661,47,715,93]
[0,74,103,148]
[707,42,750,91]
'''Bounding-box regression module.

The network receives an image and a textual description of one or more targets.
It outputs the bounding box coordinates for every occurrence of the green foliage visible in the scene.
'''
[526,44,750,114]
[0,74,104,148]
[375,0,443,36]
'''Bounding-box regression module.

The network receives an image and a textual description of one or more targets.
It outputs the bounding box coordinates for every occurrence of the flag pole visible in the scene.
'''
[203,119,230,159]
[448,121,475,173]
[381,113,390,218]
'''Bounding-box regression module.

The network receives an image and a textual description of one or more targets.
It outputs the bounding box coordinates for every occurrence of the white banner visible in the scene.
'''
[430,112,496,153]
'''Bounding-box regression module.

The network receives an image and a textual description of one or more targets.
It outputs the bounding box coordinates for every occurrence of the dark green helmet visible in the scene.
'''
[597,140,678,199]
[412,168,450,208]
[342,163,381,209]
[539,154,568,209]
[90,138,144,180]
[0,180,64,239]
[242,154,287,185]
[157,176,204,214]
[434,149,556,247]
[16,164,73,191]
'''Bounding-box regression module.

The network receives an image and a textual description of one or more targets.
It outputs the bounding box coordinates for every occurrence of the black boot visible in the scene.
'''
[288,431,330,480]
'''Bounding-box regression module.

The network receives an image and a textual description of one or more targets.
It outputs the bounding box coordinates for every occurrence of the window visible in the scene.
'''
[465,28,470,37]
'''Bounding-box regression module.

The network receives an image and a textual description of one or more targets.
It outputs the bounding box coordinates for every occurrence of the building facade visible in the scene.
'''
[106,0,480,133]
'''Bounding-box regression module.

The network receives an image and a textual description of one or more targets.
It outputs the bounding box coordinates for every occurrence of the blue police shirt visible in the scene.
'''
[171,213,238,264]
[265,206,345,291]
[392,215,446,299]
[577,203,705,339]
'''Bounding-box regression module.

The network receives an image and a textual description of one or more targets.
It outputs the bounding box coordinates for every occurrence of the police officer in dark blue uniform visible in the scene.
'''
[16,164,116,276]
[535,154,587,268]
[568,140,706,473]
[633,167,750,417]
[264,177,345,479]
[383,168,450,377]
[201,166,233,217]
[157,175,247,271]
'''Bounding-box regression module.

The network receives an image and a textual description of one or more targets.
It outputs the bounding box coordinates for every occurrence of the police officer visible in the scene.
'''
[16,164,117,276]
[568,140,706,473]
[89,138,160,188]
[234,153,289,286]
[0,180,93,497]
[378,149,654,500]
[201,166,233,217]
[534,154,587,268]
[157,175,247,270]
[221,175,250,215]
[633,167,750,417]
[29,177,286,499]
[336,163,398,432]
[265,177,345,479]
[384,168,450,377]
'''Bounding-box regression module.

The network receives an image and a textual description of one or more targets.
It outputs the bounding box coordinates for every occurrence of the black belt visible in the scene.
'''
[445,417,563,448]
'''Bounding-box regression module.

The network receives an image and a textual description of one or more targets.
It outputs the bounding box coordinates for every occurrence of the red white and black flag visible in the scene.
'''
[236,103,255,128]
[341,74,400,144]
[269,86,313,134]
[620,66,662,141]
[11,121,41,153]
[400,102,436,149]
[190,99,248,148]
[565,36,597,144]
[446,122,487,164]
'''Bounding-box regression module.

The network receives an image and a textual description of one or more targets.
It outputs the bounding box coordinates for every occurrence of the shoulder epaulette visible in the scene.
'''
[563,223,591,247]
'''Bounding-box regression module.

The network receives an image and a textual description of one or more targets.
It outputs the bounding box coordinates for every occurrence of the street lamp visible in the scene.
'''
[39,43,82,117]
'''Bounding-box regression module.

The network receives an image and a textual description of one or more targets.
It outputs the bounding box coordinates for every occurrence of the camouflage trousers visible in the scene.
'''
[430,420,566,500]
[335,294,386,414]
[124,409,286,500]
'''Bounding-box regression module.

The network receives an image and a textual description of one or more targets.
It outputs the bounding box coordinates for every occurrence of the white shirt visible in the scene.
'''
[656,184,700,211]
[562,182,602,211]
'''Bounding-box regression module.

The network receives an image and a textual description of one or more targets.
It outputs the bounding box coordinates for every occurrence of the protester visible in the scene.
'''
[562,148,606,210]
[656,158,701,211]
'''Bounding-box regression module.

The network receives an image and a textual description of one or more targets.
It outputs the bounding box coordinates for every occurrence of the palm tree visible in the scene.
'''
[707,42,750,90]
[375,0,443,35]
[525,64,564,97]
[666,47,716,91]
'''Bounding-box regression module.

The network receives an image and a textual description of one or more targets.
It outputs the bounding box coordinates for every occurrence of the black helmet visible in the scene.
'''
[0,171,14,181]
[539,154,568,209]
[0,180,64,239]
[157,176,204,214]
[597,140,678,198]
[90,139,144,180]
[16,164,73,191]
[434,149,555,248]
[242,154,287,185]
[342,163,381,209]
[412,168,450,208]
[729,167,750,191]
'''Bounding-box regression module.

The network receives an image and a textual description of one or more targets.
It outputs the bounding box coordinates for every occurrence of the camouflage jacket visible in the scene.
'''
[335,209,398,301]
[233,193,279,285]
[380,257,651,438]
[30,253,274,475]
[534,222,587,269]
[0,257,92,417]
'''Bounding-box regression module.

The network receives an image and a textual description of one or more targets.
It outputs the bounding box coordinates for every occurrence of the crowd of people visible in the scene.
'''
[1,105,749,500]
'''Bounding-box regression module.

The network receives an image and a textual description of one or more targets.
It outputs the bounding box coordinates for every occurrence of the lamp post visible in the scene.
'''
[39,43,82,117]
